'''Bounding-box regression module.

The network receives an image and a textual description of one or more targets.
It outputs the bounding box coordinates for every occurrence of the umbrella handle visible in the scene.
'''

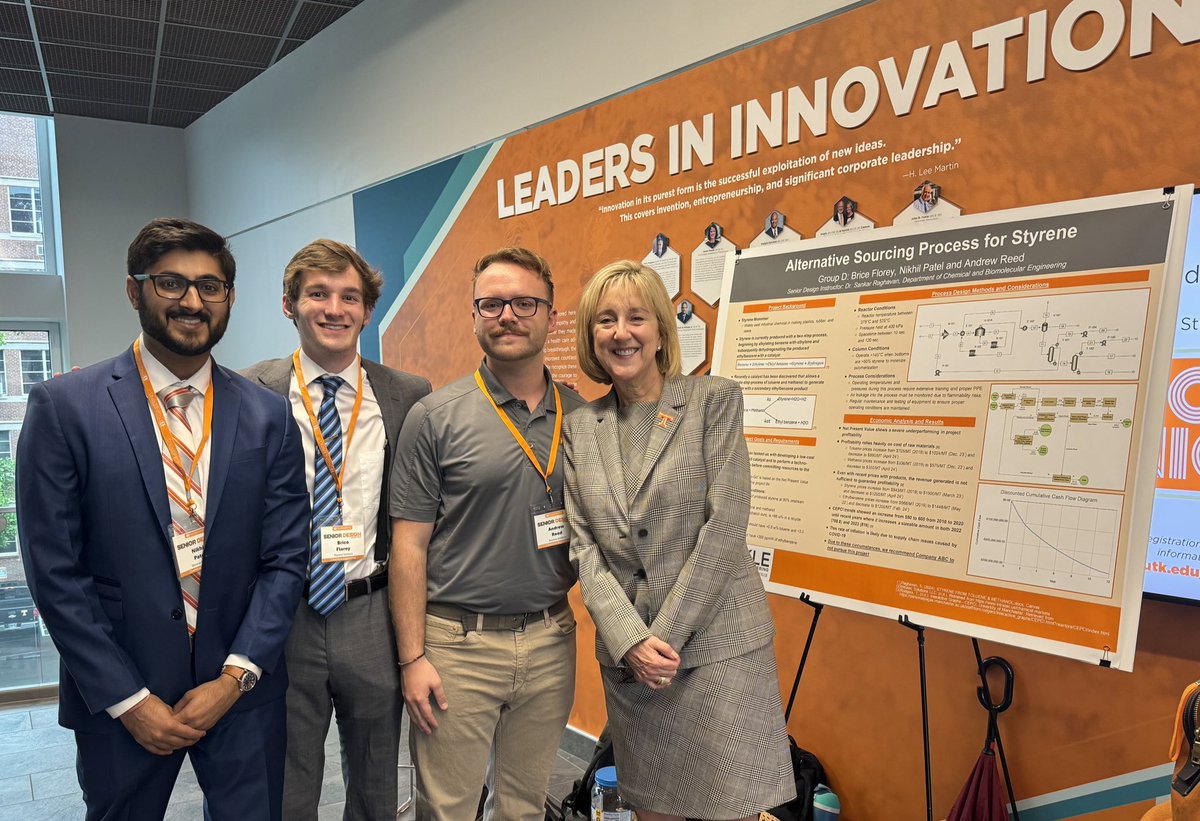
[976,656,1015,714]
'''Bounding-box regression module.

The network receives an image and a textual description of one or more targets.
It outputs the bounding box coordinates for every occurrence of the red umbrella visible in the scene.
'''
[946,743,1008,821]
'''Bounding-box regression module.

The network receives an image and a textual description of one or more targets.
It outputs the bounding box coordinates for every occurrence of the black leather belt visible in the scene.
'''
[427,597,569,632]
[304,570,388,602]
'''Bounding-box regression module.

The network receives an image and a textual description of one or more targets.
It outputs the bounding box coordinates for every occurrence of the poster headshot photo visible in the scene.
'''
[703,222,723,248]
[833,197,857,226]
[676,298,695,323]
[764,211,786,239]
[912,180,941,213]
[651,232,670,258]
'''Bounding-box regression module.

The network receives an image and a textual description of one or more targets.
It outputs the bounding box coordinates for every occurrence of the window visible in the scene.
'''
[20,349,50,393]
[8,186,42,235]
[0,431,10,461]
[0,114,58,275]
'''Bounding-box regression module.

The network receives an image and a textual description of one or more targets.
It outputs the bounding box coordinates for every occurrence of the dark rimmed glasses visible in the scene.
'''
[473,296,551,318]
[132,273,233,303]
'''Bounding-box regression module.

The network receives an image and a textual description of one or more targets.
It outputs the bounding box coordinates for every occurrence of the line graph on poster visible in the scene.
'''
[908,290,1149,381]
[968,483,1120,598]
[743,394,816,430]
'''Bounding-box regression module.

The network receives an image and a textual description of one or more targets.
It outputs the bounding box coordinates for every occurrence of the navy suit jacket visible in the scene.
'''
[15,347,310,734]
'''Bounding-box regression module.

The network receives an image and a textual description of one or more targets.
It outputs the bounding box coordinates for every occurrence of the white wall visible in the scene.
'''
[54,115,188,367]
[220,197,356,370]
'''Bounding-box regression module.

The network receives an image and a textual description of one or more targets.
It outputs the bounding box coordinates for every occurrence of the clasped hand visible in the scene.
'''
[623,636,680,690]
[119,676,241,756]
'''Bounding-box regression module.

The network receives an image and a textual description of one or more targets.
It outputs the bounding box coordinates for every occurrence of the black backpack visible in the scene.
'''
[764,737,826,821]
[558,729,615,818]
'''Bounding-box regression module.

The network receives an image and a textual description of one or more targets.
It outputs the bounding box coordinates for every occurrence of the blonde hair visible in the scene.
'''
[575,260,682,385]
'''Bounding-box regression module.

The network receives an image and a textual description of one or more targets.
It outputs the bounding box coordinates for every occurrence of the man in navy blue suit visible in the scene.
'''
[16,217,309,820]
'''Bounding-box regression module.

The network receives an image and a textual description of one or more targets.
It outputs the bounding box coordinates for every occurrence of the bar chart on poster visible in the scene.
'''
[712,188,1192,669]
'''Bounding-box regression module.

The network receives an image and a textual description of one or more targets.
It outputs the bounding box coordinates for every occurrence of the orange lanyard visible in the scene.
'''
[474,369,561,498]
[133,338,213,523]
[293,350,363,510]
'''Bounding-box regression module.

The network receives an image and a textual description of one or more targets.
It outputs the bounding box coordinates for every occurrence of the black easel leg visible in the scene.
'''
[900,616,933,821]
[785,593,824,720]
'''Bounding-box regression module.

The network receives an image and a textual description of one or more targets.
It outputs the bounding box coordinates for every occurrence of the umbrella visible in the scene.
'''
[946,743,1007,821]
[947,649,1018,821]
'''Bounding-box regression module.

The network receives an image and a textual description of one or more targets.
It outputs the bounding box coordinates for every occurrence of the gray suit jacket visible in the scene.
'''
[240,356,431,562]
[564,375,774,669]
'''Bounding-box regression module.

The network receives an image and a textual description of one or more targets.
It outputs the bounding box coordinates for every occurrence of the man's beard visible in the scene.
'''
[138,301,229,357]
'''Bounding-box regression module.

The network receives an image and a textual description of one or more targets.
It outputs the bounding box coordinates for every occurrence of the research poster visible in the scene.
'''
[1145,200,1200,602]
[713,188,1191,669]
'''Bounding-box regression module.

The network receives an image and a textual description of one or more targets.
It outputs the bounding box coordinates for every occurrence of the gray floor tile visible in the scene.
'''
[30,767,79,801]
[0,775,31,807]
[0,741,76,778]
[0,793,83,821]
[0,723,73,756]
[164,799,204,820]
[0,712,30,734]
[166,766,202,806]
[28,705,60,729]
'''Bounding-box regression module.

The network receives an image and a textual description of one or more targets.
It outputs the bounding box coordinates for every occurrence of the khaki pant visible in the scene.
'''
[412,607,576,821]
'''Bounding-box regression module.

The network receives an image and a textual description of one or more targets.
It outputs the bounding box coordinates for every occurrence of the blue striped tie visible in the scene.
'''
[308,374,346,616]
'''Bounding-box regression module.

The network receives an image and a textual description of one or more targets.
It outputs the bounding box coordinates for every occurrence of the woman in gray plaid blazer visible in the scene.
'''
[564,261,795,821]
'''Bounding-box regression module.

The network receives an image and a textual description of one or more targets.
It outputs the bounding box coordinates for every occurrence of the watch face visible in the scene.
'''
[240,671,258,692]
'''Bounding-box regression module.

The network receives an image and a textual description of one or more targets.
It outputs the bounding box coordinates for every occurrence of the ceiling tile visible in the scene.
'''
[0,91,49,115]
[289,1,351,40]
[157,56,259,91]
[152,83,228,113]
[161,23,276,66]
[53,96,146,122]
[0,38,39,70]
[49,72,149,105]
[31,1,160,21]
[168,0,296,38]
[276,37,304,61]
[0,0,365,127]
[33,7,158,52]
[0,3,31,39]
[41,43,154,78]
[0,67,45,95]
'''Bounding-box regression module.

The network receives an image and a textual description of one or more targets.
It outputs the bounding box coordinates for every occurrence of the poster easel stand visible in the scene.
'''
[971,638,1019,819]
[783,592,825,719]
[898,615,933,821]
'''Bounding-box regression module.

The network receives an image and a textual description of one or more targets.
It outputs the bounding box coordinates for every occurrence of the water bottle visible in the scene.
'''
[812,784,840,820]
[591,765,633,821]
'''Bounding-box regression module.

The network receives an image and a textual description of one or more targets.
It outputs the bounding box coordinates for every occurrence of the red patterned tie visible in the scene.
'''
[158,384,203,635]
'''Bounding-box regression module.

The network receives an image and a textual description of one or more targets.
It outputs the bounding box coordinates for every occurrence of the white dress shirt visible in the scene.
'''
[290,349,387,583]
[108,337,258,718]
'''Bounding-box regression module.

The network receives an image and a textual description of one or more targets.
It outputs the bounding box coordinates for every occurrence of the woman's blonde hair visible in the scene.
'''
[575,260,682,385]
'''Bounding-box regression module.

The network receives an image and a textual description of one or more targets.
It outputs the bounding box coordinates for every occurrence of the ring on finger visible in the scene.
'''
[657,676,667,686]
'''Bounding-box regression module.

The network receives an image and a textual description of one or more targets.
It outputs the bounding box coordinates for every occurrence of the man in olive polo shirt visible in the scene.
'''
[389,247,585,821]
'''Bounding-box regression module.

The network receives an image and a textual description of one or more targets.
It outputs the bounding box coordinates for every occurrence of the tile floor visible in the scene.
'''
[0,698,588,820]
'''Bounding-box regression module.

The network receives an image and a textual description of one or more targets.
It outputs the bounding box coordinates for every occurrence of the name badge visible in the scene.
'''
[172,527,204,578]
[320,521,366,563]
[531,498,570,550]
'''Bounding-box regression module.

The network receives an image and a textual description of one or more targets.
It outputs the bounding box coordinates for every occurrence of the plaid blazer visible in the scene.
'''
[564,375,775,669]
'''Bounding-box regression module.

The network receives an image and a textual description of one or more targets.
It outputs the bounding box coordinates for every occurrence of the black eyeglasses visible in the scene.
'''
[132,273,233,303]
[473,296,551,318]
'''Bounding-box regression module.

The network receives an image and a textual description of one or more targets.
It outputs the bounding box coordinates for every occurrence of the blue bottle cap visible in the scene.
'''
[595,766,618,789]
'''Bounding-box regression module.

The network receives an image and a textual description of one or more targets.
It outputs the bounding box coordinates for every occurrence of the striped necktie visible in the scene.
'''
[308,375,346,616]
[157,384,203,635]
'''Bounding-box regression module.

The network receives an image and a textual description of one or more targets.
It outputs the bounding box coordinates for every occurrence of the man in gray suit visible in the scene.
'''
[242,240,430,820]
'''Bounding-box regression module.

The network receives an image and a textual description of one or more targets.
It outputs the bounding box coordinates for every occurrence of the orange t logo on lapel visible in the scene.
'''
[657,412,674,429]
